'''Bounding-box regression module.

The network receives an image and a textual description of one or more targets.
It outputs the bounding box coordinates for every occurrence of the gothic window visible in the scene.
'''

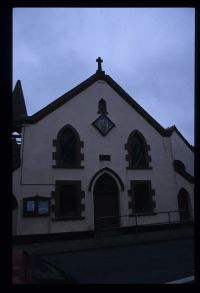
[173,160,194,183]
[174,160,185,171]
[177,188,191,222]
[131,134,146,166]
[52,125,84,168]
[54,181,85,220]
[125,130,151,169]
[128,181,155,214]
[60,128,77,164]
[98,99,107,114]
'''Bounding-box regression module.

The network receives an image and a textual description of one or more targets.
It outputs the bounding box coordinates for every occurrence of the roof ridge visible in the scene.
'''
[16,71,194,152]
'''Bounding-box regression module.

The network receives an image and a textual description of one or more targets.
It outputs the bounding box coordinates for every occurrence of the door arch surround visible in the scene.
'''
[88,167,124,192]
[177,188,191,222]
[93,172,120,231]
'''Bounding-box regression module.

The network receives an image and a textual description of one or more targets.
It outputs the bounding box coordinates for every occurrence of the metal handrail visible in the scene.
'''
[96,209,194,232]
[96,209,194,219]
[96,209,194,246]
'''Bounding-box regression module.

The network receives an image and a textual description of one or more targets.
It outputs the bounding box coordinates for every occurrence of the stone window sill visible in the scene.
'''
[126,167,152,170]
[23,213,50,218]
[129,212,157,217]
[52,216,85,221]
[52,165,84,169]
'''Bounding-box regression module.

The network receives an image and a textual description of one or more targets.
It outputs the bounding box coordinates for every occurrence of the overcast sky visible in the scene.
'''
[13,8,195,145]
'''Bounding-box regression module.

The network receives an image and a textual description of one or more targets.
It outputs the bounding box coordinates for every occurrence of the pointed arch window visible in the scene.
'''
[173,160,194,183]
[98,99,108,114]
[60,128,77,164]
[52,125,84,168]
[177,188,192,222]
[125,130,151,169]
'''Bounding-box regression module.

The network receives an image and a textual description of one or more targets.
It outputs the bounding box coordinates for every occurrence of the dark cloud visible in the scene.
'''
[13,8,194,144]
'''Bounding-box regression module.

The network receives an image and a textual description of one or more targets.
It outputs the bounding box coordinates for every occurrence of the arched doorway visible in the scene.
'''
[93,173,120,230]
[178,188,191,222]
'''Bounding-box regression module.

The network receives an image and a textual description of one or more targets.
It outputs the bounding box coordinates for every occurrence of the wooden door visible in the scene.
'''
[178,188,191,222]
[93,173,119,230]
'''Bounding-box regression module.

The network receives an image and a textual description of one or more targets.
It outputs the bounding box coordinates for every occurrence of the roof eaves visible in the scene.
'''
[17,71,193,153]
[18,72,168,137]
[19,72,106,124]
[167,125,194,152]
[104,75,167,136]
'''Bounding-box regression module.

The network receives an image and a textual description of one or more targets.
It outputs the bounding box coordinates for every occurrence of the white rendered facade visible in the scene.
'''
[12,72,194,237]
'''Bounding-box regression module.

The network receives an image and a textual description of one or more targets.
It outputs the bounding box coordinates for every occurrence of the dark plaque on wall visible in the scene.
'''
[92,114,115,136]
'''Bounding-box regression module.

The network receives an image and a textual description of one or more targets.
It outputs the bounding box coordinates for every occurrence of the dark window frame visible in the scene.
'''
[52,125,84,169]
[173,160,194,183]
[23,196,50,217]
[177,187,192,222]
[125,130,152,169]
[97,99,108,115]
[99,154,111,161]
[54,180,85,221]
[128,180,156,215]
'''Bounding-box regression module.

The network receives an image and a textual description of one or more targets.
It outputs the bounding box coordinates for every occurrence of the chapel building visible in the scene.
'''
[12,58,194,240]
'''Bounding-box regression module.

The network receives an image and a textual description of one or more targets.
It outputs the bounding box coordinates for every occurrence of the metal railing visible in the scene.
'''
[95,209,194,246]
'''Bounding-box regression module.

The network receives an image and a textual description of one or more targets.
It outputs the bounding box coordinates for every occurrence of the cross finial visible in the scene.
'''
[96,57,103,71]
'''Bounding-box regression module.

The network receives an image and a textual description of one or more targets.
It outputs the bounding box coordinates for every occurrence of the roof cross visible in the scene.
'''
[96,57,103,71]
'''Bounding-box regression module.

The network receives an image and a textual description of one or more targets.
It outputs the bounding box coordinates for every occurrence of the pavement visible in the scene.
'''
[165,276,195,284]
[13,224,193,256]
[12,225,194,284]
[35,238,194,284]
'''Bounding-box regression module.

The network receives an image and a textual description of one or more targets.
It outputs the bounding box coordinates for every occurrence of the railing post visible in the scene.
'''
[168,211,171,240]
[97,218,101,247]
[135,215,138,242]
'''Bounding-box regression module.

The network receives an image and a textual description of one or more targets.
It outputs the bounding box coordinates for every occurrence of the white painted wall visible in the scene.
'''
[13,79,194,235]
[170,131,194,218]
[170,131,194,175]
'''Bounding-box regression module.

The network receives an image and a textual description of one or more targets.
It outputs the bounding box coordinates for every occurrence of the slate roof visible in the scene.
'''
[15,71,194,152]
